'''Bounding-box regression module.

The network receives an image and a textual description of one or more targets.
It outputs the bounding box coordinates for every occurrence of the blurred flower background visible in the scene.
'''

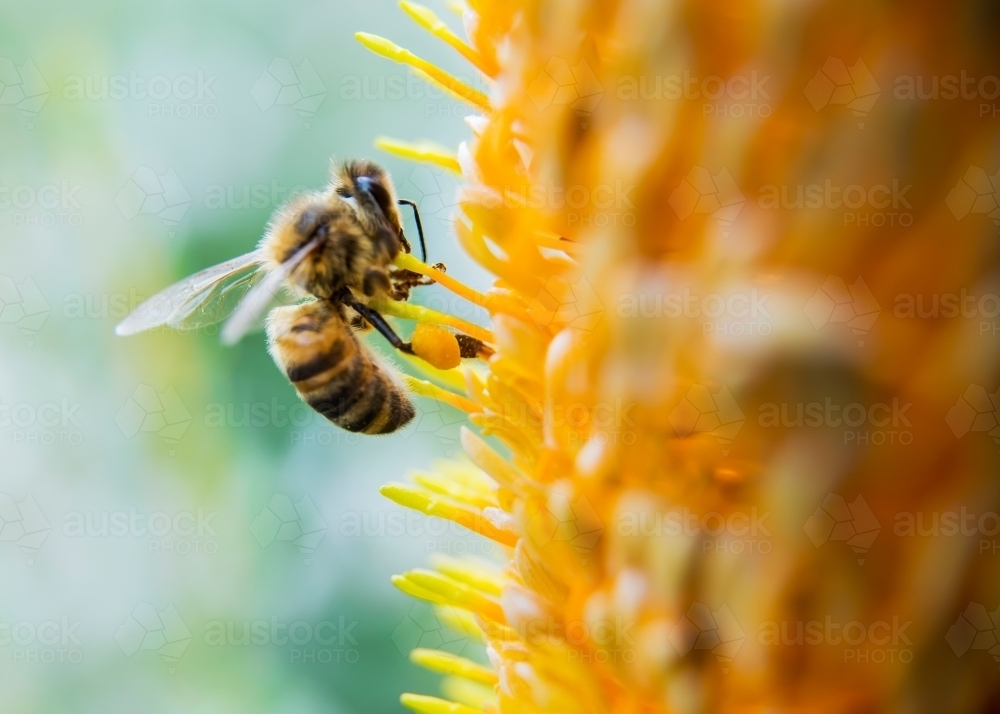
[0,1,490,712]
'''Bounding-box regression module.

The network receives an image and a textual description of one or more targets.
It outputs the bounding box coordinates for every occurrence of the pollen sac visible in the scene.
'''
[411,323,461,370]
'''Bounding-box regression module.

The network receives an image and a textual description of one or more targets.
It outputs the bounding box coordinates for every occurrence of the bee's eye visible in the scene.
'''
[335,186,351,198]
[356,176,393,219]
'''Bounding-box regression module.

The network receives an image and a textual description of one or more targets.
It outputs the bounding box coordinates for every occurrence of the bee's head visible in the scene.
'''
[331,159,403,236]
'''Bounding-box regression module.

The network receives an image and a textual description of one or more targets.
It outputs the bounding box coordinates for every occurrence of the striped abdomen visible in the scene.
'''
[266,301,414,434]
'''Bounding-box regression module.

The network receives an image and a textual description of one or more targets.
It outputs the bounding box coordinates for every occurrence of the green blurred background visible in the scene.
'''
[0,1,496,711]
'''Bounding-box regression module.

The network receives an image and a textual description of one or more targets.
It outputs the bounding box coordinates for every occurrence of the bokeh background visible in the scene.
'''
[0,1,496,711]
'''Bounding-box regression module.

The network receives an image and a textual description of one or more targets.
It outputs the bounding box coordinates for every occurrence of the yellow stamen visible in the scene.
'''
[392,252,494,311]
[460,427,539,495]
[400,693,484,714]
[404,568,506,621]
[443,0,465,17]
[430,553,503,596]
[374,294,495,344]
[404,375,481,413]
[401,353,469,392]
[380,482,518,546]
[433,459,496,492]
[392,574,450,605]
[410,648,499,684]
[399,1,498,77]
[355,32,491,111]
[411,68,487,110]
[376,136,462,173]
[435,605,485,643]
[393,255,535,327]
[440,678,497,711]
[412,470,498,509]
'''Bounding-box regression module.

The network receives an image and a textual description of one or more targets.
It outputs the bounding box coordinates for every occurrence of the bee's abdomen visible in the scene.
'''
[268,303,414,435]
[302,350,414,434]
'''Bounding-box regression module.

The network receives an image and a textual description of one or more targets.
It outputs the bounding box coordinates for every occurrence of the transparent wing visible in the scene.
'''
[115,250,266,336]
[221,237,324,345]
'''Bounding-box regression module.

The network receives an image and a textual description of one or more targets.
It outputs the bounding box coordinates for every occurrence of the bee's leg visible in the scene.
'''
[340,292,415,355]
[398,199,427,262]
[388,263,448,300]
[362,266,392,297]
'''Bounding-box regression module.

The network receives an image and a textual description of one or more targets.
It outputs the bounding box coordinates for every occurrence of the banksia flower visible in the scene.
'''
[361,1,1000,712]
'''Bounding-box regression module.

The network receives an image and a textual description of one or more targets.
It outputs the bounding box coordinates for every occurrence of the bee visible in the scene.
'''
[117,159,483,434]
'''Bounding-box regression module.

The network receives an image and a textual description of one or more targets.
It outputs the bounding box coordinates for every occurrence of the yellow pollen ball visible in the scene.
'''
[411,323,461,370]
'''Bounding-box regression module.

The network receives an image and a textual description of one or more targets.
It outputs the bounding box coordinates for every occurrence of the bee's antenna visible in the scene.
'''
[397,199,427,262]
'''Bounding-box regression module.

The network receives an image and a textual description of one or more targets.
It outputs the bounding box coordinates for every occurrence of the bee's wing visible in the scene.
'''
[220,236,325,346]
[115,250,266,336]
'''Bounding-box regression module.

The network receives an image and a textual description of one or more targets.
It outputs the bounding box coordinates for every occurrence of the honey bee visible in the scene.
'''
[117,159,483,434]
